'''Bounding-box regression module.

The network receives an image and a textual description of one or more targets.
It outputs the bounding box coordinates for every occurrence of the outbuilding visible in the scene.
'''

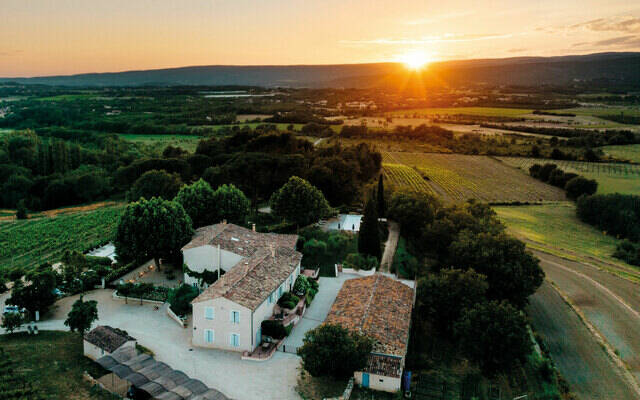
[84,325,137,361]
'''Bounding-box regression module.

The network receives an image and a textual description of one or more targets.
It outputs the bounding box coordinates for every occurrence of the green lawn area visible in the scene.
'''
[493,202,621,261]
[553,106,640,117]
[118,133,203,153]
[385,106,533,117]
[0,331,119,400]
[601,144,640,163]
[0,204,124,273]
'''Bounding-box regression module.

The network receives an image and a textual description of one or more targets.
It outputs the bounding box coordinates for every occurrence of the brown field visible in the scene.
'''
[383,152,566,203]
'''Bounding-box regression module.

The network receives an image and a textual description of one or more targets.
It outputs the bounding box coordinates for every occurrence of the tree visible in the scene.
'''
[127,169,183,201]
[565,176,598,200]
[167,284,199,316]
[416,269,488,335]
[448,231,544,308]
[114,197,194,265]
[16,199,28,220]
[270,176,331,228]
[8,269,58,317]
[454,301,532,374]
[376,175,385,217]
[1,312,23,334]
[387,190,439,242]
[358,197,381,259]
[64,296,98,335]
[302,239,327,268]
[212,184,250,225]
[175,179,217,228]
[298,324,373,379]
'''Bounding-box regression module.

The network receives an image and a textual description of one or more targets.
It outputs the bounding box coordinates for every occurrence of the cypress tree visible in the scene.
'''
[377,175,385,217]
[358,196,381,259]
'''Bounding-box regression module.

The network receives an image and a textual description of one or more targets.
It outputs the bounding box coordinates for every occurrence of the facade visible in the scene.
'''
[325,274,415,393]
[187,222,303,352]
[83,325,136,361]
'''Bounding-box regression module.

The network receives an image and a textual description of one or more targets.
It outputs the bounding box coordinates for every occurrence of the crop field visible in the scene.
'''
[0,204,124,273]
[118,134,203,153]
[382,163,435,194]
[383,152,565,203]
[494,202,621,261]
[384,106,533,118]
[601,144,640,163]
[497,156,640,195]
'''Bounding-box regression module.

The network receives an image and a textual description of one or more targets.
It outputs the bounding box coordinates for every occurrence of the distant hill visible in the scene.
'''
[2,52,639,88]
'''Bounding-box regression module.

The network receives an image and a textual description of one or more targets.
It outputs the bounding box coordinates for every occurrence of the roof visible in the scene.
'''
[181,223,298,255]
[325,274,414,357]
[192,246,303,310]
[96,346,231,400]
[363,353,403,378]
[84,325,135,353]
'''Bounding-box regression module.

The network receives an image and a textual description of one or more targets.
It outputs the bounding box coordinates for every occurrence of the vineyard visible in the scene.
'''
[0,348,46,400]
[382,152,566,203]
[0,204,124,273]
[497,156,640,195]
[383,163,435,194]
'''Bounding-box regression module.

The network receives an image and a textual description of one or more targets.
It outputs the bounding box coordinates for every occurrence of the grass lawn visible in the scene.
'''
[118,133,203,153]
[601,144,640,163]
[385,107,533,118]
[493,202,621,261]
[0,203,124,273]
[0,331,119,400]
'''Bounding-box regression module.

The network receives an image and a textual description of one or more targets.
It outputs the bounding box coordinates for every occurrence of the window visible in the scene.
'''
[205,307,214,320]
[204,329,214,344]
[230,333,240,348]
[278,285,283,297]
[230,310,240,324]
[268,292,275,304]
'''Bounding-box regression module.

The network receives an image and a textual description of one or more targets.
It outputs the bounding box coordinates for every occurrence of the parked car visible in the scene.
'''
[3,305,25,315]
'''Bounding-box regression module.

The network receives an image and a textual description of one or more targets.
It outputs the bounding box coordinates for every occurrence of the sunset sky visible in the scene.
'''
[2,0,639,77]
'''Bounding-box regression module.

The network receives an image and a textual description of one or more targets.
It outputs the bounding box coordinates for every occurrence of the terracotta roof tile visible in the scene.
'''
[363,354,403,378]
[325,274,414,357]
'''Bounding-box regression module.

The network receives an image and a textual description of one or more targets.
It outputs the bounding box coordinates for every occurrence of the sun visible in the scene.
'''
[398,51,431,70]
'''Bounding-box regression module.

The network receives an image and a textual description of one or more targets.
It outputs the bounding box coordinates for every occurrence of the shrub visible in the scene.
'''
[278,292,300,309]
[343,253,378,271]
[261,320,289,339]
[168,284,199,316]
[565,176,598,200]
[293,275,311,296]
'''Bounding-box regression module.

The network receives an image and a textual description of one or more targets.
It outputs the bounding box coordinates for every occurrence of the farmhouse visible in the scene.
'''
[325,274,415,393]
[186,222,303,352]
[84,325,137,361]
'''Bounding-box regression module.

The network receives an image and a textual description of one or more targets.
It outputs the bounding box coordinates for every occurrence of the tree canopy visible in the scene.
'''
[128,169,183,201]
[8,269,58,317]
[174,179,217,228]
[298,324,373,379]
[270,176,331,227]
[358,196,381,259]
[64,296,99,335]
[115,197,194,265]
[387,190,439,241]
[212,184,250,225]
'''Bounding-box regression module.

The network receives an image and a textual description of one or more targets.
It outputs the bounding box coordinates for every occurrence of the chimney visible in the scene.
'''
[270,244,275,258]
[252,223,256,232]
[222,219,227,225]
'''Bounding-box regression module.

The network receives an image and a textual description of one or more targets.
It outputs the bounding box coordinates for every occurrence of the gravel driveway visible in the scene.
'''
[2,289,301,400]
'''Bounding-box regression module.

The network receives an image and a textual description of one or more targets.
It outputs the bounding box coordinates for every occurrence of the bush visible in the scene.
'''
[343,253,378,271]
[278,292,300,309]
[168,284,199,316]
[261,319,289,339]
[293,275,311,296]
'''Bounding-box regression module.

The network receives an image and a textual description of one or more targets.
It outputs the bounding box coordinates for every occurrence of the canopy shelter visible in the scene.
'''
[96,347,231,400]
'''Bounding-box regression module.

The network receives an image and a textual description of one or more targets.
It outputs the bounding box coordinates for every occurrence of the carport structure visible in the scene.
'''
[96,347,230,400]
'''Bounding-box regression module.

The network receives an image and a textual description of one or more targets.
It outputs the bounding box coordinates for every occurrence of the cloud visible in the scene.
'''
[340,33,515,46]
[570,15,640,34]
[508,48,527,53]
[404,11,474,26]
[572,35,640,49]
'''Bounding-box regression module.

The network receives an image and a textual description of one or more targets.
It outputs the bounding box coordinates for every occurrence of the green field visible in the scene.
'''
[494,202,621,261]
[0,204,124,273]
[497,156,640,195]
[385,106,533,118]
[601,144,640,163]
[551,106,640,118]
[118,134,204,153]
[0,331,116,400]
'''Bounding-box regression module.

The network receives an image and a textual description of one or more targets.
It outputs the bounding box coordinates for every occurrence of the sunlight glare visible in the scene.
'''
[398,50,431,70]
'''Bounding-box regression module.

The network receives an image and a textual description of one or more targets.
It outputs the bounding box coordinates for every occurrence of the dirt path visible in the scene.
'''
[535,251,640,386]
[528,282,638,400]
[379,220,399,273]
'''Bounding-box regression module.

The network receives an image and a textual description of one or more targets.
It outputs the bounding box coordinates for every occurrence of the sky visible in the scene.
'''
[1,0,639,77]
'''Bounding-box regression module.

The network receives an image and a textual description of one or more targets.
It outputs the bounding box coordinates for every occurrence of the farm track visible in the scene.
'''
[528,282,638,399]
[533,250,640,385]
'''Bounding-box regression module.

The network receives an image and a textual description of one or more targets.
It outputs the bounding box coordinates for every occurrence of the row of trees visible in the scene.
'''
[529,163,598,200]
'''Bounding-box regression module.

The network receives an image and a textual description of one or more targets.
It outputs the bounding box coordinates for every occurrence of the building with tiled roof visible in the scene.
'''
[187,222,303,353]
[83,325,137,360]
[325,274,415,393]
